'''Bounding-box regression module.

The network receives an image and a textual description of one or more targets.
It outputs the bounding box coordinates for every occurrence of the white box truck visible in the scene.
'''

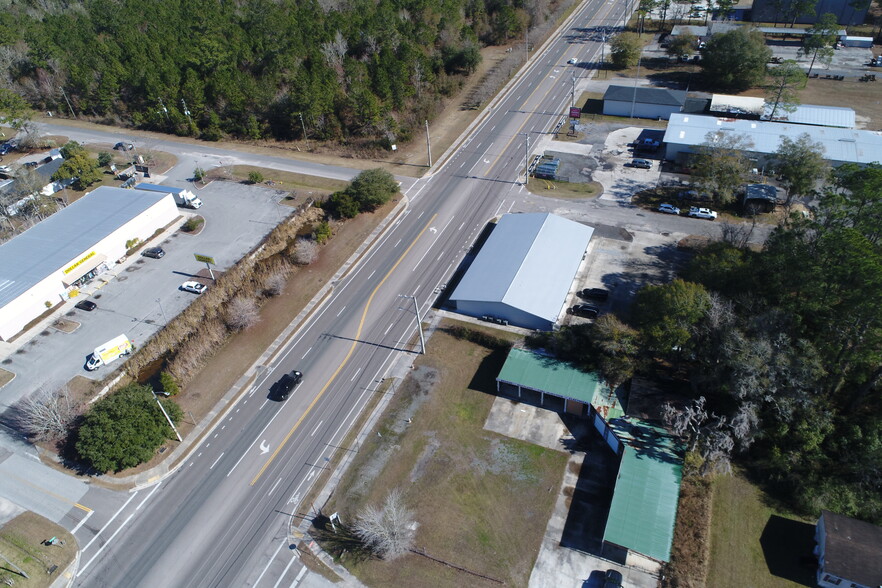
[86,334,133,371]
[134,183,203,209]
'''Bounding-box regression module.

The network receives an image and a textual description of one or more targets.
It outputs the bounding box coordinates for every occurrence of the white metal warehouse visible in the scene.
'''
[449,213,593,330]
[0,186,178,340]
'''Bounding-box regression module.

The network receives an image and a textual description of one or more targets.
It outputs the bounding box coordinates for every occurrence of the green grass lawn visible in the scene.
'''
[320,321,568,588]
[708,471,816,588]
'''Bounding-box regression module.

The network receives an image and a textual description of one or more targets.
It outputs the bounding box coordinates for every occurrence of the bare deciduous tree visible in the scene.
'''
[15,385,79,441]
[224,296,260,331]
[292,237,319,265]
[353,489,416,560]
[263,270,288,297]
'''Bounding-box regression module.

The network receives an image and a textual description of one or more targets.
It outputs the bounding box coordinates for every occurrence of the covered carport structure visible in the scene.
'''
[495,348,624,418]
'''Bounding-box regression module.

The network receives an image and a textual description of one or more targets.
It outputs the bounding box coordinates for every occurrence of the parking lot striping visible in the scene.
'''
[227,401,287,478]
[336,306,346,317]
[254,539,288,587]
[311,421,323,437]
[268,477,282,497]
[71,510,94,534]
[83,492,138,552]
[209,452,225,471]
[136,482,162,511]
[301,347,312,359]
[77,513,136,577]
[250,214,439,486]
[273,554,300,588]
[507,200,516,213]
[350,368,361,382]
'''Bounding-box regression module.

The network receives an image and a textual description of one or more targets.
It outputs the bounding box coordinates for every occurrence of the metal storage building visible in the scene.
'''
[449,213,593,331]
[0,186,178,340]
[602,86,687,121]
[603,417,683,564]
[663,113,882,166]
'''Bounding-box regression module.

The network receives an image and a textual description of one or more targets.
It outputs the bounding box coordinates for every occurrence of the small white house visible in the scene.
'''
[815,510,882,588]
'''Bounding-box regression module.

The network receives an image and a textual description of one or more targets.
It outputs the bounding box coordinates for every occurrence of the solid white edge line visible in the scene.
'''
[82,492,138,552]
[136,483,162,511]
[268,477,283,496]
[77,513,135,577]
[209,452,225,471]
[71,510,93,534]
[254,539,288,587]
[272,551,299,588]
[291,565,307,587]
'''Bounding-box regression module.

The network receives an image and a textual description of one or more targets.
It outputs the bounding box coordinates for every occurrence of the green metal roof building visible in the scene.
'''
[603,418,683,562]
[495,347,683,563]
[495,347,624,418]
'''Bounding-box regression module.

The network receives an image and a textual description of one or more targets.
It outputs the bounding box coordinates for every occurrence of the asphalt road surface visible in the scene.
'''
[51,1,758,586]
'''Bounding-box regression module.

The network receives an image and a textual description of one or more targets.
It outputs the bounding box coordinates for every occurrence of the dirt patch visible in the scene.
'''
[527,177,603,199]
[0,368,14,388]
[0,511,77,588]
[51,318,79,333]
[319,320,568,588]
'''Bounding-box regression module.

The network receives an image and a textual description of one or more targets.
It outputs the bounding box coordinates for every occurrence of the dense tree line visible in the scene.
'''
[532,165,882,524]
[0,0,559,144]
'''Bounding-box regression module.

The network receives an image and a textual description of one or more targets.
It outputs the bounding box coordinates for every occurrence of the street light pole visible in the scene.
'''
[571,75,577,108]
[397,294,425,354]
[520,132,530,185]
[425,120,432,167]
[152,391,182,442]
[181,98,193,128]
[156,298,168,324]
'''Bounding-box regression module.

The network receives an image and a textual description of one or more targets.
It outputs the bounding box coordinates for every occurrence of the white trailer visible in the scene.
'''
[86,334,133,371]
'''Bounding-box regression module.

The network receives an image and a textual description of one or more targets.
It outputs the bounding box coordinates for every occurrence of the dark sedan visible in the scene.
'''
[269,370,303,401]
[75,300,97,311]
[142,247,165,259]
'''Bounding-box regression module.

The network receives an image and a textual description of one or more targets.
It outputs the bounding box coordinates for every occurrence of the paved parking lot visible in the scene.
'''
[0,180,291,411]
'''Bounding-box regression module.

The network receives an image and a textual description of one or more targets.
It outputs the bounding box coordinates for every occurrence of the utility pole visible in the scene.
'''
[158,98,171,123]
[181,98,193,128]
[296,112,309,149]
[571,75,577,108]
[425,120,432,167]
[524,26,529,62]
[60,88,77,119]
[397,294,425,354]
[520,132,530,185]
[152,391,182,442]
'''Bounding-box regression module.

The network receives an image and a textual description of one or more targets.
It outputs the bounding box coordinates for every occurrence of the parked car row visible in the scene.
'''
[657,203,718,220]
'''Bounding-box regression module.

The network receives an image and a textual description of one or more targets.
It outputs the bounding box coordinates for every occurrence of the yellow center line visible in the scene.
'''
[250,213,439,486]
[6,471,92,512]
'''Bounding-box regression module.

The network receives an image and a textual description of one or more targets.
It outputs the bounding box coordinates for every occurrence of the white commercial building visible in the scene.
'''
[449,213,594,331]
[0,186,178,340]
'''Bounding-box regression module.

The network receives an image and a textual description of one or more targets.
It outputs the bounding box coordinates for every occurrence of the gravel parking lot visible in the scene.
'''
[0,180,291,411]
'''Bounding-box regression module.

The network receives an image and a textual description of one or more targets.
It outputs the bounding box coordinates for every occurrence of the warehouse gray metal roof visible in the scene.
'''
[663,113,882,165]
[764,104,856,128]
[135,182,185,195]
[0,186,170,308]
[603,85,687,107]
[449,213,593,324]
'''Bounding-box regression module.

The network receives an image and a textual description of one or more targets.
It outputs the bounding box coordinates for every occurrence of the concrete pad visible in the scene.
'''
[0,496,23,526]
[484,396,570,452]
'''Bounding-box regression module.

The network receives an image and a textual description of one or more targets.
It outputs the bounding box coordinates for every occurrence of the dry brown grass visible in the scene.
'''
[527,177,602,199]
[0,367,15,388]
[663,467,713,588]
[0,511,77,588]
[320,320,568,588]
